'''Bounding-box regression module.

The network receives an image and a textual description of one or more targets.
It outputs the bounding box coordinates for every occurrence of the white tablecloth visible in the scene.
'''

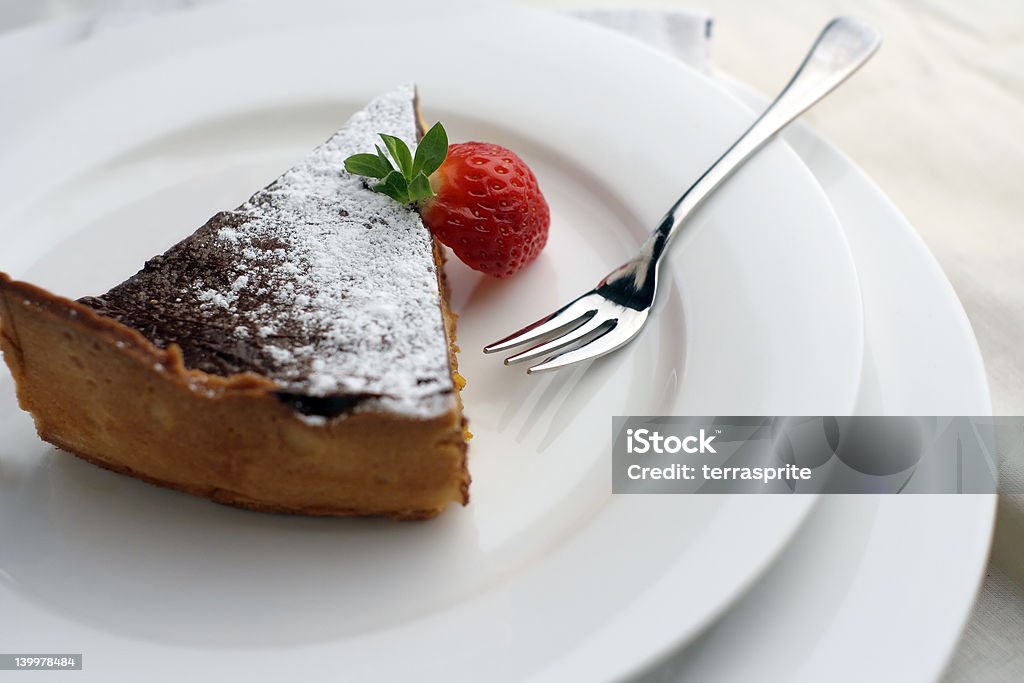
[1,0,1021,680]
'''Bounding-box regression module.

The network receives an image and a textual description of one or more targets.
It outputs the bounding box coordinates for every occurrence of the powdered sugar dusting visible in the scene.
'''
[82,84,456,419]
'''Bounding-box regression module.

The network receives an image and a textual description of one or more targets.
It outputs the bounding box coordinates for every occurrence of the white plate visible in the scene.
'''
[0,2,863,680]
[639,78,995,682]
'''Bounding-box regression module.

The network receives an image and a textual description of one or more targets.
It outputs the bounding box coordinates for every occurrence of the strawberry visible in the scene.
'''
[344,122,549,278]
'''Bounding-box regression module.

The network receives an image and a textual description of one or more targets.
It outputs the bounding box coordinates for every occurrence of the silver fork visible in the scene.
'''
[484,17,881,373]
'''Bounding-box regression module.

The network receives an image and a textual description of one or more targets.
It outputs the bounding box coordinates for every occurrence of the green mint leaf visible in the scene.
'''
[379,134,414,179]
[344,153,391,179]
[375,145,393,172]
[372,170,411,204]
[340,122,450,209]
[407,171,434,203]
[413,121,448,176]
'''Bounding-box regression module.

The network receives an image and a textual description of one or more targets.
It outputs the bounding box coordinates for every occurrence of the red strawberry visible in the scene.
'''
[420,143,549,278]
[344,122,550,278]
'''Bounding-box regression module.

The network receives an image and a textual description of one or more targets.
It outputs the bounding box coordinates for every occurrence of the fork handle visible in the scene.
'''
[641,17,880,270]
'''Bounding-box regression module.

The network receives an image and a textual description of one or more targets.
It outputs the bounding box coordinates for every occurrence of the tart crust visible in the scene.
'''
[0,269,469,520]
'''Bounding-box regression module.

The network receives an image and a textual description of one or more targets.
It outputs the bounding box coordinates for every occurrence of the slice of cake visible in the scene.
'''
[0,84,469,519]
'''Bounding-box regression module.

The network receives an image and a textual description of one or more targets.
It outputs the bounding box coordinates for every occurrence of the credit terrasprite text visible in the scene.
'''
[624,428,813,484]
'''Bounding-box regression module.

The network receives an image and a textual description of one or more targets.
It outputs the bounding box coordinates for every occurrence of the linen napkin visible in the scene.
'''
[568,8,712,73]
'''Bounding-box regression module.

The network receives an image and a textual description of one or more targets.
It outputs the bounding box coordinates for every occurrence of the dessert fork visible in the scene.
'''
[484,17,881,373]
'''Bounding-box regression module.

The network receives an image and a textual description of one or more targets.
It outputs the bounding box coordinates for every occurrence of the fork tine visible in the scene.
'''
[525,320,639,374]
[503,313,614,366]
[483,295,599,354]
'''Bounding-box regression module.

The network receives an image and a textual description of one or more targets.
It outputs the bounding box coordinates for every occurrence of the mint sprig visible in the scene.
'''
[344,121,448,204]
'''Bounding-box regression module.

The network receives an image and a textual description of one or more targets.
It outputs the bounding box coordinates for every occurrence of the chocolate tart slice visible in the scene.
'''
[0,84,469,520]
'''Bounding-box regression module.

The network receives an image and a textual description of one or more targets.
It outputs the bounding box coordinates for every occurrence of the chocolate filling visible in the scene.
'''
[77,85,455,420]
